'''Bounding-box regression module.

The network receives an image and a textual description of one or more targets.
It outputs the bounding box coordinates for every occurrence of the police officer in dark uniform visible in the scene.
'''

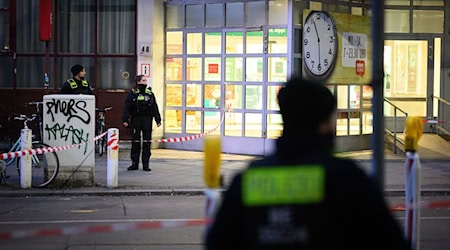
[205,77,410,250]
[60,64,93,95]
[122,75,161,172]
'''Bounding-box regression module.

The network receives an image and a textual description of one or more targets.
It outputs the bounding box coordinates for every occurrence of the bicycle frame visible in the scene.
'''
[4,137,41,167]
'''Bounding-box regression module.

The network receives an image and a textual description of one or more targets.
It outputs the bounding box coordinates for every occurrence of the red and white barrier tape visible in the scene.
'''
[1,113,225,160]
[422,119,449,124]
[122,113,225,143]
[0,131,108,161]
[390,199,450,211]
[1,198,450,240]
[0,218,209,240]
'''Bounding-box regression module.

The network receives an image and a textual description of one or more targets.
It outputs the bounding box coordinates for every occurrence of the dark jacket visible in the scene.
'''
[205,132,410,250]
[60,78,93,95]
[122,85,161,124]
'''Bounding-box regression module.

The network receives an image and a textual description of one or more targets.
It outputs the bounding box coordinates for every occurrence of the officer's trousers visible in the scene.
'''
[130,116,153,167]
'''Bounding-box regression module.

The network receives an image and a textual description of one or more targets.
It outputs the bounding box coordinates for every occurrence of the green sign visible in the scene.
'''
[242,165,325,206]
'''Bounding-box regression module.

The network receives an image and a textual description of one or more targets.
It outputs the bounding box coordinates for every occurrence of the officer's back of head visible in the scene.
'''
[278,76,336,134]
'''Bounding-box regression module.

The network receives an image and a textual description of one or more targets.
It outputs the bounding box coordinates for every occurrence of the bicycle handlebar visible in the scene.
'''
[12,113,37,129]
[96,106,113,112]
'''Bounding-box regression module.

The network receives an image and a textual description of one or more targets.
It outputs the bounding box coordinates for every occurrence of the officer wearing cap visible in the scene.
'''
[205,77,409,250]
[122,75,161,172]
[60,64,93,95]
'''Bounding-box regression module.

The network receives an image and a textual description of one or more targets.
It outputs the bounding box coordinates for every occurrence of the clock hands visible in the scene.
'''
[312,19,321,71]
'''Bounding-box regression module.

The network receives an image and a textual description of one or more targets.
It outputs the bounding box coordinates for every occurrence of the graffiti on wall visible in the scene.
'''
[44,98,92,154]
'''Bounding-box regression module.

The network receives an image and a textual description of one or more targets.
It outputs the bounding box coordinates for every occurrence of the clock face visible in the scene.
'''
[303,11,338,80]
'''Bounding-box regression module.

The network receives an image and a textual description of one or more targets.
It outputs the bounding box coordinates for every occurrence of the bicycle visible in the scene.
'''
[0,102,60,188]
[95,106,112,157]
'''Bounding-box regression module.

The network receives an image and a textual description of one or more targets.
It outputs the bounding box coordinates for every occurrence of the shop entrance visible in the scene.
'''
[383,38,442,120]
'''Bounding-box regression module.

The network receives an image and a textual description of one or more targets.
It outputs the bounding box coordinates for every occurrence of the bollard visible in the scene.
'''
[20,128,32,188]
[106,128,119,188]
[404,116,423,250]
[404,152,421,250]
[203,135,222,231]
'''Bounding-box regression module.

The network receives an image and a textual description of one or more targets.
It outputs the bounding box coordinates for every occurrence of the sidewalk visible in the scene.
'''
[1,145,449,197]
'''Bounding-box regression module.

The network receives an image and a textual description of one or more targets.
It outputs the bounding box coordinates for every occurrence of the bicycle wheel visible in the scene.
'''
[16,142,60,188]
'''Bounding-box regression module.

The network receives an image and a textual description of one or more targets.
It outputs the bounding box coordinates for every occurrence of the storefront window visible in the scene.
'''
[225,112,243,136]
[205,32,222,54]
[204,84,221,108]
[246,31,263,54]
[245,113,262,137]
[186,57,202,81]
[204,111,221,135]
[245,85,262,110]
[166,31,183,55]
[268,28,287,53]
[186,84,202,107]
[97,57,134,88]
[204,57,221,81]
[165,84,182,107]
[225,57,243,81]
[166,58,183,81]
[186,110,201,134]
[226,2,244,27]
[246,57,263,82]
[187,33,202,54]
[247,1,265,26]
[225,84,242,109]
[413,10,444,33]
[267,85,281,110]
[268,0,288,25]
[166,5,184,28]
[267,113,282,139]
[268,57,287,82]
[186,4,203,28]
[206,3,223,27]
[226,32,243,54]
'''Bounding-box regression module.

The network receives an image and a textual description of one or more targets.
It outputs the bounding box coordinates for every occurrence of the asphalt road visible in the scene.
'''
[0,195,449,249]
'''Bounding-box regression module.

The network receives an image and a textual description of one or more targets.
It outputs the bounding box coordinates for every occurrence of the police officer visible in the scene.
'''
[60,64,93,95]
[122,75,161,172]
[205,77,410,250]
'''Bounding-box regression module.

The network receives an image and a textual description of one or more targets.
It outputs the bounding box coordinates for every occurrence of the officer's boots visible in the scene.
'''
[143,163,151,172]
[127,163,138,171]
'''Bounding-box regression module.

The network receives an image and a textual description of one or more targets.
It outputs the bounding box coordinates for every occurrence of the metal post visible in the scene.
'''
[371,0,385,188]
[404,152,421,250]
[20,129,32,188]
[107,128,119,188]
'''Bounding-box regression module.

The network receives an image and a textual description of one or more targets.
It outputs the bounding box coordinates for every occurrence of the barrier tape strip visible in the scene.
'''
[422,119,449,124]
[0,131,108,161]
[0,199,449,240]
[390,199,450,211]
[122,113,225,143]
[0,113,226,160]
[0,218,209,240]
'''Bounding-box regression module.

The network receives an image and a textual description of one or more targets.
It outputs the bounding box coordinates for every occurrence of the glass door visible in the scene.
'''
[383,40,429,117]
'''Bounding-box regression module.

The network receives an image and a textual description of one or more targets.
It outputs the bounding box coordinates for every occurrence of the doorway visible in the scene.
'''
[383,38,441,119]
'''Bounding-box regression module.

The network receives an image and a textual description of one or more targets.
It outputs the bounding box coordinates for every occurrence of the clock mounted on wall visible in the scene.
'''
[303,11,338,81]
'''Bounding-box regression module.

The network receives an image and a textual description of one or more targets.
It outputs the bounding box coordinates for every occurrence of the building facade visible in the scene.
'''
[0,0,449,155]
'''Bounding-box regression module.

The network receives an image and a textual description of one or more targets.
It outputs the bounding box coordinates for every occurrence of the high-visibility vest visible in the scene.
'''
[67,78,88,89]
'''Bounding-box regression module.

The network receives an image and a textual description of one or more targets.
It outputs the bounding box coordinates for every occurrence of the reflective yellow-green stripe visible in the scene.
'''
[242,166,325,206]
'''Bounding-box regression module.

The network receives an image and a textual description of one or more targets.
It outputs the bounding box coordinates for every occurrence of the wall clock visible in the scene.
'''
[303,11,338,80]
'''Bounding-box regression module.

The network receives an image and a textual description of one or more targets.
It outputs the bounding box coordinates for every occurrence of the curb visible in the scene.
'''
[1,188,449,198]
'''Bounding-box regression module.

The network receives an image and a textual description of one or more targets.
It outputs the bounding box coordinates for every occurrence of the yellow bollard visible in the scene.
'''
[203,135,221,188]
[404,116,423,152]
